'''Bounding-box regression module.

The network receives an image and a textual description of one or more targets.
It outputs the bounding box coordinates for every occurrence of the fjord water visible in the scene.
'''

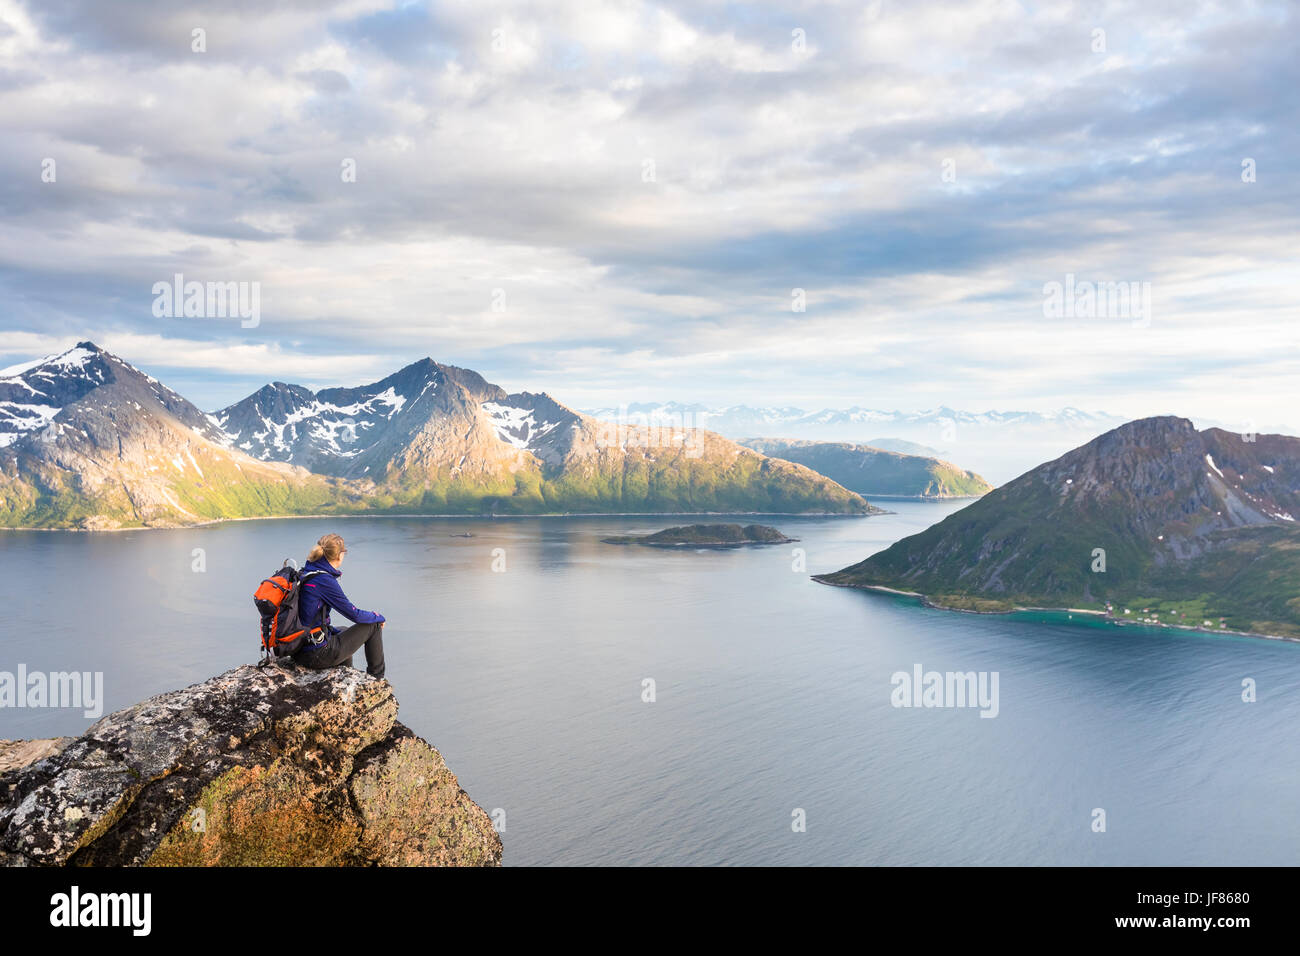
[3,502,1298,866]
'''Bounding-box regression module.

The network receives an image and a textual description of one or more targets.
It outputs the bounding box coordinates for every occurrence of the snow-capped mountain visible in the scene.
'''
[213,360,604,484]
[213,361,871,515]
[0,342,226,449]
[0,343,872,528]
[214,359,515,478]
[0,343,332,529]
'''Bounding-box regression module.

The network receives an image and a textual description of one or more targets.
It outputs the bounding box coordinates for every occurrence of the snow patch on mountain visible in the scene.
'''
[0,346,105,447]
[483,401,564,450]
[0,346,96,378]
[221,389,410,461]
[0,403,60,446]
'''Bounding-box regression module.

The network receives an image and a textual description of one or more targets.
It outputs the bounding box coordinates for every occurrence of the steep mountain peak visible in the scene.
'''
[1,341,226,449]
[997,415,1281,532]
[1058,414,1191,456]
[1102,414,1194,439]
[383,355,438,381]
[216,357,509,475]
[1,341,106,379]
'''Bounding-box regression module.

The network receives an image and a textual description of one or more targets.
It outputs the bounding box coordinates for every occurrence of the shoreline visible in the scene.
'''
[0,508,887,534]
[812,578,1300,646]
[855,493,985,501]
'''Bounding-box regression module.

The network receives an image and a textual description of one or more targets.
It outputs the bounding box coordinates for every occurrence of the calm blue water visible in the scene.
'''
[2,502,1298,865]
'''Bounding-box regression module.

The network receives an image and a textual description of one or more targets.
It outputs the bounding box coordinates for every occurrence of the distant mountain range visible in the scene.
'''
[817,416,1300,638]
[739,439,993,498]
[581,401,1125,440]
[582,402,1130,485]
[0,343,875,528]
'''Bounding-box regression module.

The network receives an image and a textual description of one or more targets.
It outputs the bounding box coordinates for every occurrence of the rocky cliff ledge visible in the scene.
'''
[0,664,502,866]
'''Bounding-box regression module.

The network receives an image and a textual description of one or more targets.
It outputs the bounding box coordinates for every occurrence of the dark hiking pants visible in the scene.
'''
[295,622,386,679]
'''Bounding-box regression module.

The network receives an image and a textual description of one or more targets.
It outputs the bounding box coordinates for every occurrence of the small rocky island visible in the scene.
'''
[603,523,797,548]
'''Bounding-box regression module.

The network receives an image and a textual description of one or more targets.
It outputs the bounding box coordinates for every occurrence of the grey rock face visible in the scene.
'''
[0,663,501,867]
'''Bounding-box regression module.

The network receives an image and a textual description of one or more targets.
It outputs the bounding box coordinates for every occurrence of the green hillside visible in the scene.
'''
[816,417,1300,638]
[740,439,992,497]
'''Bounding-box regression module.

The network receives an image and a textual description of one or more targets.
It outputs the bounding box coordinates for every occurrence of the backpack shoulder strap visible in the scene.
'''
[298,569,330,635]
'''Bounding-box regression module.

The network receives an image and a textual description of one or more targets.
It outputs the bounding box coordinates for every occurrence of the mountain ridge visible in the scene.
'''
[0,343,875,527]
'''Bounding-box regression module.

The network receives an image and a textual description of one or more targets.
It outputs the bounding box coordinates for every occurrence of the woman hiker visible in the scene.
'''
[294,533,387,679]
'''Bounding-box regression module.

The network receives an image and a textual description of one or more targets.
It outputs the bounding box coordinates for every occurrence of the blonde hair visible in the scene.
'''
[308,533,345,563]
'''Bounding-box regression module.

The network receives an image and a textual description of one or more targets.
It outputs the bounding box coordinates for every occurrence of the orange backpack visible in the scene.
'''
[254,563,327,666]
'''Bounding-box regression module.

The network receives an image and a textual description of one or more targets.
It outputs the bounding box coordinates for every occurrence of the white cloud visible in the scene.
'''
[0,0,1295,426]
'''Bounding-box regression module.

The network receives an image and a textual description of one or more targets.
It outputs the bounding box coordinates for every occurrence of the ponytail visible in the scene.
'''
[309,533,345,563]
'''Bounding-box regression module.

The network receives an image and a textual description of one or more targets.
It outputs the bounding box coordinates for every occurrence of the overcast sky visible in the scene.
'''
[0,0,1295,425]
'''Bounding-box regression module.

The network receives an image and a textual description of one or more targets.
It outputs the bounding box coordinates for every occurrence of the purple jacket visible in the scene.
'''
[299,558,385,635]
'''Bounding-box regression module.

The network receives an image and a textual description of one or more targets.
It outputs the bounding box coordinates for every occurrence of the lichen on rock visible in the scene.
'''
[0,663,501,867]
